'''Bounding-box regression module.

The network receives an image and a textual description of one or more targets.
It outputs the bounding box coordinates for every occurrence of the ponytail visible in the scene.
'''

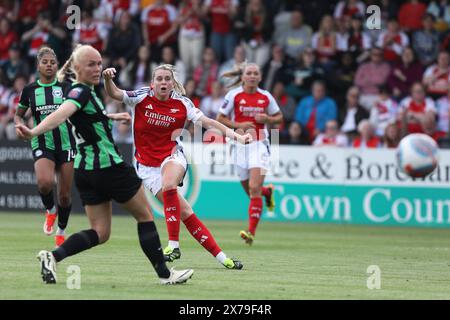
[56,54,74,82]
[221,68,244,88]
[56,44,96,82]
[221,61,259,89]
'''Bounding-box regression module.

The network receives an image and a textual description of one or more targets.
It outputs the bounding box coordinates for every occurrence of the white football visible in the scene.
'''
[396,133,439,178]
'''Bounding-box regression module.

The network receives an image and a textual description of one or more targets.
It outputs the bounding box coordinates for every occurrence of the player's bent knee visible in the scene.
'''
[162,184,178,192]
[181,209,193,221]
[37,180,54,194]
[249,185,262,197]
[95,229,111,244]
[58,194,72,208]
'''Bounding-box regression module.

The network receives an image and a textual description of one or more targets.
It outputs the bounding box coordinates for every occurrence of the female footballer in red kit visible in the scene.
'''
[217,63,283,245]
[103,64,251,269]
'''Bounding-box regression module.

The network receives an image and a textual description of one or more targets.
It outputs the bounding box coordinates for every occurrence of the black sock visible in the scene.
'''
[57,204,71,230]
[39,190,54,210]
[52,229,99,262]
[137,221,170,279]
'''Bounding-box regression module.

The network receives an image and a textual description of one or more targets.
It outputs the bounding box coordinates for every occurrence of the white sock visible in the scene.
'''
[47,206,56,214]
[56,227,65,235]
[168,240,179,249]
[215,251,227,264]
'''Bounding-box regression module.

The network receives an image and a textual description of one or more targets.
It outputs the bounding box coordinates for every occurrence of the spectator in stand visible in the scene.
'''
[234,0,273,67]
[272,7,292,44]
[261,45,289,92]
[313,119,349,147]
[203,0,239,63]
[0,74,26,140]
[376,19,409,63]
[435,86,450,135]
[369,85,399,137]
[347,14,371,64]
[0,18,17,65]
[387,47,424,101]
[398,82,437,136]
[106,0,140,20]
[141,0,178,62]
[352,119,381,148]
[93,0,114,37]
[275,9,312,65]
[105,10,140,76]
[398,0,427,33]
[272,81,297,132]
[363,0,399,47]
[185,78,201,108]
[219,45,246,87]
[423,51,450,99]
[382,121,401,148]
[296,0,334,31]
[193,47,219,97]
[286,48,325,100]
[72,9,108,52]
[422,112,447,142]
[174,0,205,78]
[280,121,310,145]
[0,2,14,20]
[333,0,366,22]
[311,15,338,72]
[335,16,351,54]
[339,86,369,142]
[152,46,186,85]
[427,0,450,33]
[354,47,391,110]
[119,45,154,90]
[412,14,439,67]
[16,0,49,32]
[294,80,338,143]
[328,52,357,107]
[22,11,67,63]
[1,43,30,85]
[200,81,225,119]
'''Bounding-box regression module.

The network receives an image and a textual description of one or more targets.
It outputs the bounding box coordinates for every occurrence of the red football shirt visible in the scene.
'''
[219,87,280,141]
[123,88,203,167]
[400,97,436,134]
[204,0,238,34]
[141,4,177,44]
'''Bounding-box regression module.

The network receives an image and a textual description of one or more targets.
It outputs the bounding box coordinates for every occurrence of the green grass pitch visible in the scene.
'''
[1,212,450,299]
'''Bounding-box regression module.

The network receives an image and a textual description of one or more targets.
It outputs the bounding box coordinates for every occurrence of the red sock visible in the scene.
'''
[248,197,263,235]
[262,186,270,198]
[183,213,222,257]
[163,188,181,242]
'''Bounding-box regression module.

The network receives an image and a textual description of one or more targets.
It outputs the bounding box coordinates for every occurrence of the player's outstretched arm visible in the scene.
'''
[103,68,124,101]
[107,112,131,123]
[198,115,252,144]
[15,101,78,140]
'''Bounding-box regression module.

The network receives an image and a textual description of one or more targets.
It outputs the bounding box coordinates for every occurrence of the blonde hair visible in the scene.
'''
[221,62,260,88]
[37,46,58,64]
[152,64,186,95]
[56,44,99,82]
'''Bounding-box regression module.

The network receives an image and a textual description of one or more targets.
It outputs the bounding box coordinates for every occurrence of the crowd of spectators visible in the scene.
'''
[1,0,450,149]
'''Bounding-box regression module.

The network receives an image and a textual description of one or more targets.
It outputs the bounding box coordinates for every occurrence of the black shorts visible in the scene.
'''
[75,162,142,206]
[33,148,76,166]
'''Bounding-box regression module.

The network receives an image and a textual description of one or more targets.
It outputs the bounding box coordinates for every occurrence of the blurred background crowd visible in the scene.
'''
[1,0,450,149]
